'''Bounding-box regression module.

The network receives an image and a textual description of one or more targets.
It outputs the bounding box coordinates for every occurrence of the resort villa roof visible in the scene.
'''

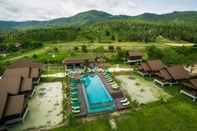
[0,58,40,127]
[4,95,25,118]
[0,77,33,95]
[182,78,197,90]
[0,89,8,120]
[63,58,95,65]
[8,58,43,69]
[127,51,143,63]
[3,67,40,79]
[0,91,26,125]
[128,51,143,58]
[156,65,190,81]
[139,60,164,74]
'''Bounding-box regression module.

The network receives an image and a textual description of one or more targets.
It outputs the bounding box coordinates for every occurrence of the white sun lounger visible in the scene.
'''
[106,79,113,82]
[72,106,80,110]
[122,101,130,106]
[71,97,79,101]
[71,92,78,95]
[72,109,80,113]
[120,98,128,103]
[112,84,119,88]
[111,83,118,86]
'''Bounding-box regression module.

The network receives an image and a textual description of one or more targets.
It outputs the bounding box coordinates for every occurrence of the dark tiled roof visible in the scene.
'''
[147,60,163,72]
[21,78,33,92]
[0,89,8,119]
[156,65,190,81]
[3,67,39,79]
[140,63,150,72]
[3,68,30,78]
[0,77,33,95]
[8,58,43,69]
[4,95,25,117]
[30,68,40,78]
[158,68,172,80]
[128,52,143,57]
[0,77,21,95]
[191,79,197,89]
[139,60,163,72]
[167,65,190,80]
[182,78,197,90]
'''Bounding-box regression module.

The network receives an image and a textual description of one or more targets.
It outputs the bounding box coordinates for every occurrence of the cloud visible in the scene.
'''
[0,0,196,21]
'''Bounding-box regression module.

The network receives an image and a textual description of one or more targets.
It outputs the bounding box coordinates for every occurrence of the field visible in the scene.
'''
[0,41,194,64]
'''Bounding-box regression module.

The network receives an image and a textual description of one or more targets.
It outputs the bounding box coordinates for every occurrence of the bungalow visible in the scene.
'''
[180,78,197,101]
[0,89,28,126]
[8,58,43,69]
[138,60,164,76]
[3,67,40,85]
[63,58,96,70]
[7,59,43,84]
[154,65,190,87]
[0,77,34,97]
[127,51,143,64]
[0,58,42,129]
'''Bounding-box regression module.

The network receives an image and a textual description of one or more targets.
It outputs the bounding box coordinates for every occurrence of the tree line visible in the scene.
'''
[0,20,197,53]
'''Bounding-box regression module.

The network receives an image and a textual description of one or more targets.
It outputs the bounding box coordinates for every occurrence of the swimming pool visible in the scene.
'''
[81,74,115,113]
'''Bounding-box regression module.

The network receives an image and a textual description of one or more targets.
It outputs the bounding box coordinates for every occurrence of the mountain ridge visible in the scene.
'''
[0,10,197,29]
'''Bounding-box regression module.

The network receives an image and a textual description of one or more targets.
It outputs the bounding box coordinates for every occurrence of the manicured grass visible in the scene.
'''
[117,95,197,131]
[53,118,111,131]
[52,86,197,131]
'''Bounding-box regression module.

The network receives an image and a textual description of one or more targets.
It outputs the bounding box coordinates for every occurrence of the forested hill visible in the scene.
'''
[0,10,197,29]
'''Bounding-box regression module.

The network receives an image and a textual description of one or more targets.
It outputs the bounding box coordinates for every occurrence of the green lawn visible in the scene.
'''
[52,86,197,131]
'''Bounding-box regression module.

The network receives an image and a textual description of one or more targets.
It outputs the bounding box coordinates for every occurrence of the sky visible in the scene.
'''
[0,0,197,21]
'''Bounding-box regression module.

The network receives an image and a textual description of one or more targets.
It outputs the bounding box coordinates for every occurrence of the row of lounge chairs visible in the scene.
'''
[104,71,130,106]
[120,97,130,106]
[70,79,81,114]
[104,71,120,90]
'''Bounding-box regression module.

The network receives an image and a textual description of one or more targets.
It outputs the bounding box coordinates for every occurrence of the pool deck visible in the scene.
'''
[76,83,88,117]
[98,73,129,110]
[72,73,129,117]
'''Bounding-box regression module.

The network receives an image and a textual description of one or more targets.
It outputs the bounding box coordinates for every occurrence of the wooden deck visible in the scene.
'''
[98,73,128,110]
[75,83,87,117]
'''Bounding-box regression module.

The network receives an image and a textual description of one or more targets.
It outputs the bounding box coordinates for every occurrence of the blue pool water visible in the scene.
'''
[81,74,115,113]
